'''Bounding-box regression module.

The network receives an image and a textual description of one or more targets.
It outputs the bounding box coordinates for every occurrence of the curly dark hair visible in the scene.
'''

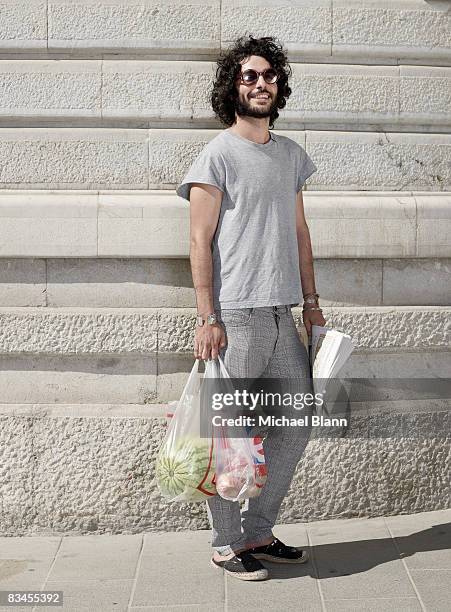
[211,34,292,129]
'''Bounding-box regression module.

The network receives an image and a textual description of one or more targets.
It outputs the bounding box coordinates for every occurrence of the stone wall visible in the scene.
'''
[0,0,449,534]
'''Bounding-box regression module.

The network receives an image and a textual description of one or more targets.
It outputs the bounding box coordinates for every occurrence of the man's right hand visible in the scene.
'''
[194,322,227,361]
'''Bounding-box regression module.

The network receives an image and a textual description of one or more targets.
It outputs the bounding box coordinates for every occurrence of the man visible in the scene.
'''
[176,35,326,581]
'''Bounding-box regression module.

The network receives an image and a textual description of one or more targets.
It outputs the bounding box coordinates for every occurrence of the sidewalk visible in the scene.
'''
[0,509,449,612]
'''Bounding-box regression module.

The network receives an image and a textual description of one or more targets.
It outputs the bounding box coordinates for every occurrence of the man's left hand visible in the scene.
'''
[303,308,327,339]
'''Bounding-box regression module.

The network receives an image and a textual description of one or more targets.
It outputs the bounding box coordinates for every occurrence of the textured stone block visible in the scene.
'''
[48,0,220,53]
[0,308,158,354]
[222,0,331,57]
[157,308,197,354]
[0,0,47,50]
[308,131,451,190]
[150,129,451,191]
[6,61,450,128]
[333,0,451,61]
[292,306,451,351]
[102,60,216,120]
[367,438,451,517]
[285,63,399,125]
[156,306,451,353]
[0,409,449,535]
[1,129,449,191]
[400,66,451,126]
[0,129,148,189]
[27,414,170,533]
[0,60,101,118]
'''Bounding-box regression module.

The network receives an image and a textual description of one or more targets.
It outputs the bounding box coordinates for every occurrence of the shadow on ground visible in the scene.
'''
[262,523,451,580]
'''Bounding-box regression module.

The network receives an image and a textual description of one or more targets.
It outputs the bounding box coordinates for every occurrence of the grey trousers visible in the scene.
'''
[206,305,313,555]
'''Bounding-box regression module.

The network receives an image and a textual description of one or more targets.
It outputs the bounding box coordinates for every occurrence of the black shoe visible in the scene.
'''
[211,550,269,581]
[246,537,309,564]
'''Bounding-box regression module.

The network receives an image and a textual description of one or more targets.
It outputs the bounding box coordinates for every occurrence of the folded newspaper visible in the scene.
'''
[308,325,356,417]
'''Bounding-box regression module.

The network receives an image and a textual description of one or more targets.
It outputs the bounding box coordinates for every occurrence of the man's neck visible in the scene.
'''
[230,118,271,145]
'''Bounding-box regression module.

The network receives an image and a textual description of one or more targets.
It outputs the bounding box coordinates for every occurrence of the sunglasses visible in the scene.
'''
[238,68,278,86]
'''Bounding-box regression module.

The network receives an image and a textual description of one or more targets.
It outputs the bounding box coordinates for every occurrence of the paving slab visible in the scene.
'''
[271,522,310,547]
[133,548,224,608]
[324,597,423,612]
[308,516,417,600]
[0,511,449,610]
[0,536,60,590]
[36,579,133,611]
[409,569,451,612]
[0,537,61,559]
[129,607,218,611]
[143,529,212,553]
[225,568,322,612]
[46,534,141,581]
[385,510,451,570]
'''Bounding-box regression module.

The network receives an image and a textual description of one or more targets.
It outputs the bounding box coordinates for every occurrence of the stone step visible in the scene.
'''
[0,255,450,308]
[1,130,450,190]
[0,306,448,403]
[0,347,449,405]
[1,60,450,129]
[0,190,449,259]
[1,0,449,64]
[0,306,448,354]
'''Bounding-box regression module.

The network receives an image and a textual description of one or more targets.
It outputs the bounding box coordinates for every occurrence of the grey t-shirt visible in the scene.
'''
[176,128,317,310]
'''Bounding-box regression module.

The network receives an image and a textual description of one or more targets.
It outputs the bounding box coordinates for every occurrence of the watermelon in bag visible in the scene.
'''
[156,359,217,502]
[156,436,215,500]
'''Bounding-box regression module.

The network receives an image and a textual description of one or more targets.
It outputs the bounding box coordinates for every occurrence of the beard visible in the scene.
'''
[235,93,277,119]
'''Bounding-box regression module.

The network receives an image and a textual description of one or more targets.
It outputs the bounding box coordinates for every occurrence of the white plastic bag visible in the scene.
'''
[156,359,216,502]
[212,356,267,502]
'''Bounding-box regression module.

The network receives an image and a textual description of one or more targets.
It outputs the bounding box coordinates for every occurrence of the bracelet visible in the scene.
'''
[303,292,319,300]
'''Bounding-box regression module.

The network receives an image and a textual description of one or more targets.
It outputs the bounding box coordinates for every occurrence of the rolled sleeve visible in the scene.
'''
[176,146,226,202]
[296,148,317,192]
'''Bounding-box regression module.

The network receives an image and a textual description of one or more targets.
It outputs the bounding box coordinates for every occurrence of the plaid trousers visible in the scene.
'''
[206,305,313,554]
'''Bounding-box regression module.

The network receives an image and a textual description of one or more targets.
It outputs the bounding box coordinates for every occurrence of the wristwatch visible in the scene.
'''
[304,295,319,305]
[196,313,218,326]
